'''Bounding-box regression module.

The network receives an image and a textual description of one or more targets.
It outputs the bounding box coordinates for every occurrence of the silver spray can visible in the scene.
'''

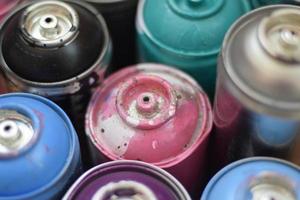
[213,5,300,171]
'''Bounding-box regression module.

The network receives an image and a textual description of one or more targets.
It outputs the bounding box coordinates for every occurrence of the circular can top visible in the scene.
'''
[63,160,191,200]
[223,5,300,111]
[137,0,250,58]
[0,93,78,199]
[0,0,111,90]
[201,157,300,200]
[86,63,212,167]
[21,1,79,48]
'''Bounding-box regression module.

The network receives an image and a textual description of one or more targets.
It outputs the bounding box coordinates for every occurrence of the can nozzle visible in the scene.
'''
[258,9,300,63]
[116,75,177,130]
[39,14,59,39]
[0,110,35,156]
[0,120,21,145]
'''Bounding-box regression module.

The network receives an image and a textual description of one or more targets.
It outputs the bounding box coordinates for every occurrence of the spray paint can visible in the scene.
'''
[202,157,300,200]
[213,5,300,171]
[86,63,213,194]
[84,0,138,72]
[0,0,23,92]
[0,0,111,166]
[0,93,81,200]
[0,0,23,21]
[63,160,191,200]
[251,0,300,8]
[136,0,251,98]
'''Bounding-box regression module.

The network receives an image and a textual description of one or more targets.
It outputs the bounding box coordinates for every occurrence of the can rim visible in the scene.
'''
[201,157,300,199]
[0,93,79,200]
[0,0,111,95]
[84,0,131,3]
[222,4,300,111]
[63,160,191,200]
[85,63,213,169]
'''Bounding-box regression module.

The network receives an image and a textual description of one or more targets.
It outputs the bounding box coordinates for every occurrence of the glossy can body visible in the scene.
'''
[202,158,300,200]
[251,0,300,8]
[213,5,300,171]
[85,0,138,72]
[0,0,111,167]
[86,63,213,193]
[0,93,81,200]
[63,160,191,200]
[0,0,22,21]
[136,0,251,98]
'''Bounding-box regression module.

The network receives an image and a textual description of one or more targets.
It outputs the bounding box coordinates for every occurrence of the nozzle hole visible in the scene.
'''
[4,125,11,132]
[143,96,150,103]
[45,17,53,23]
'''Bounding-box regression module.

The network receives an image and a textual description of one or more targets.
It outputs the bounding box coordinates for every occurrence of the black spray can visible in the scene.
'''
[84,0,138,72]
[0,0,112,167]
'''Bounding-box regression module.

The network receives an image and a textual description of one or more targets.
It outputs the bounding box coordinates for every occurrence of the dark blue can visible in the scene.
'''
[202,157,300,200]
[0,93,81,200]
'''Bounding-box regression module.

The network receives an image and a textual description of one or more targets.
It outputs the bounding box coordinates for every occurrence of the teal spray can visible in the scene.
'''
[136,0,251,98]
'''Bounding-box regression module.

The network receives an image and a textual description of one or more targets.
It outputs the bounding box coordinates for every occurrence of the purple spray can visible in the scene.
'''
[63,160,191,200]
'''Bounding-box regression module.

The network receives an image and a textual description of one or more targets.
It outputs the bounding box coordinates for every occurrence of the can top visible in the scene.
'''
[21,1,79,48]
[63,160,191,200]
[137,0,250,58]
[86,63,212,167]
[0,0,110,85]
[223,5,300,110]
[0,93,78,199]
[0,110,35,157]
[201,158,300,200]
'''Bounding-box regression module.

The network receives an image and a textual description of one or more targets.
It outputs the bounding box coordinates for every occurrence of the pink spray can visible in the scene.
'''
[0,0,22,93]
[0,0,22,21]
[85,63,213,195]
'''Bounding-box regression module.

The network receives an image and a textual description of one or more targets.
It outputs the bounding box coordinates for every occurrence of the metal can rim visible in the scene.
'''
[63,160,191,200]
[85,0,134,3]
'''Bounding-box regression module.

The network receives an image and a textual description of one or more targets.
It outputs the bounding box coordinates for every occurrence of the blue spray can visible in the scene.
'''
[202,157,300,200]
[0,93,81,200]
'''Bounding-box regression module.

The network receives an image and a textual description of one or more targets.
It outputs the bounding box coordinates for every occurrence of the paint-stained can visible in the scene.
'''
[251,0,300,8]
[63,160,191,200]
[0,0,23,21]
[202,157,300,200]
[0,93,81,200]
[213,5,300,171]
[0,0,111,166]
[84,0,138,72]
[136,0,251,98]
[0,74,8,94]
[86,63,213,193]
